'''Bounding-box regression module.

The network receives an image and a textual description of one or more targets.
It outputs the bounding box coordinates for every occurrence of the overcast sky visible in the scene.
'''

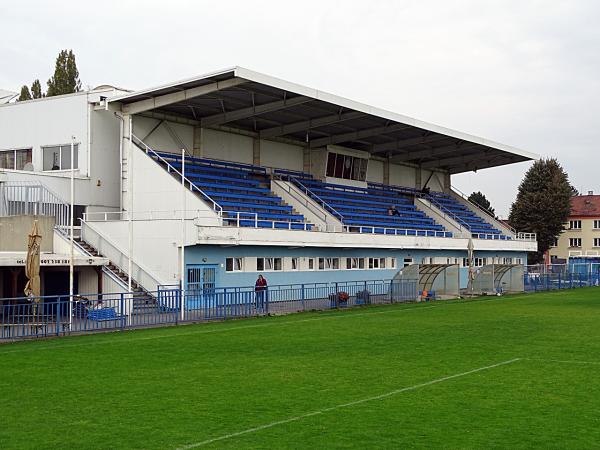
[1,0,598,216]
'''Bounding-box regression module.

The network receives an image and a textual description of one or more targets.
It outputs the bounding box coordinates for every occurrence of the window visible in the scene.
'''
[379,258,386,269]
[390,258,396,269]
[43,144,79,170]
[368,258,382,269]
[503,257,513,264]
[291,257,299,270]
[474,258,484,267]
[308,258,315,270]
[225,257,243,272]
[403,258,413,268]
[594,238,600,248]
[550,238,559,247]
[325,152,368,181]
[569,238,582,248]
[594,220,600,230]
[0,148,32,171]
[256,257,282,271]
[569,220,582,230]
[516,258,523,265]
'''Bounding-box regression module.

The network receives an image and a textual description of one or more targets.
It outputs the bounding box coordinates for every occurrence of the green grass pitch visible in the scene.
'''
[1,288,600,449]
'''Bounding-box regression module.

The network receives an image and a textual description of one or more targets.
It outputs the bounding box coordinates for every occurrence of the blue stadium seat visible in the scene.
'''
[149,153,313,230]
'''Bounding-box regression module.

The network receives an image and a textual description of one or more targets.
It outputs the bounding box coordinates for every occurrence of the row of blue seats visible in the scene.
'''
[428,193,502,235]
[155,151,265,173]
[294,177,446,233]
[151,153,312,228]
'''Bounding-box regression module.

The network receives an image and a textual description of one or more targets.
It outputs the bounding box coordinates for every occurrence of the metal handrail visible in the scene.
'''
[54,227,132,291]
[131,134,223,215]
[272,175,329,223]
[0,181,71,228]
[289,176,346,223]
[221,210,312,231]
[421,193,472,230]
[415,196,466,233]
[450,186,517,234]
[81,219,164,291]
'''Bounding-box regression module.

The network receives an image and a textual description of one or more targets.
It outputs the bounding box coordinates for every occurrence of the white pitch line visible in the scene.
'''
[0,294,523,355]
[525,358,600,366]
[175,358,522,450]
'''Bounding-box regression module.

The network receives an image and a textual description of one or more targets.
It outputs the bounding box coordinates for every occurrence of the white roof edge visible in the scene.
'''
[107,66,239,103]
[233,67,540,161]
[108,66,540,161]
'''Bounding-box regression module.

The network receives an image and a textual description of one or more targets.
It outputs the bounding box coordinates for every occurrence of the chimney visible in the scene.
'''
[588,190,594,195]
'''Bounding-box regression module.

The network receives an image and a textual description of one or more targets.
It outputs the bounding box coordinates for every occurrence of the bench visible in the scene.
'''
[87,307,126,322]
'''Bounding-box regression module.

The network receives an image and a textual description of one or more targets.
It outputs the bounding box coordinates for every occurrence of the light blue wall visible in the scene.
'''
[184,245,527,289]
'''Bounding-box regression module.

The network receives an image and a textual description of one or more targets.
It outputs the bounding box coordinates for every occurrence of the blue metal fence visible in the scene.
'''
[524,271,600,292]
[1,279,418,341]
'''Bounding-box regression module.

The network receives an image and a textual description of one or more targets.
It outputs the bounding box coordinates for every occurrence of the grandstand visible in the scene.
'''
[0,67,537,302]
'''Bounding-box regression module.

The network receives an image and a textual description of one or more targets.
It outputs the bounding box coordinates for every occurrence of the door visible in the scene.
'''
[186,265,217,312]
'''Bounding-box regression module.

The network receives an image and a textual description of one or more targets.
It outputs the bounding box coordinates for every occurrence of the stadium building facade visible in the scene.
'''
[0,67,537,298]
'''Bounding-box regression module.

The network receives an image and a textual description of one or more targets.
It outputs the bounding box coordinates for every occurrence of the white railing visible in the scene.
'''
[342,225,452,238]
[84,209,219,223]
[288,176,346,223]
[131,134,223,215]
[0,181,70,229]
[54,229,130,291]
[272,176,329,223]
[516,232,537,242]
[415,197,467,235]
[221,210,313,231]
[81,220,164,292]
[450,186,517,234]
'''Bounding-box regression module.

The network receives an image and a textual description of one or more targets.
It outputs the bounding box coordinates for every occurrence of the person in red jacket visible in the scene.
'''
[255,274,268,310]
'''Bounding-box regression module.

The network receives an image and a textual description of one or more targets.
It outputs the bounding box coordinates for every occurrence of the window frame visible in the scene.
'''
[569,220,582,230]
[569,238,582,248]
[0,148,32,171]
[225,257,243,272]
[42,143,79,171]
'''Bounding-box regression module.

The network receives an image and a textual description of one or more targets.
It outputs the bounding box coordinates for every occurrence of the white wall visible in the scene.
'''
[84,218,199,286]
[132,116,193,152]
[89,109,122,209]
[310,149,327,179]
[367,159,384,183]
[130,142,220,221]
[389,163,417,188]
[0,92,89,174]
[0,90,125,210]
[421,169,444,192]
[260,140,303,170]
[201,128,253,164]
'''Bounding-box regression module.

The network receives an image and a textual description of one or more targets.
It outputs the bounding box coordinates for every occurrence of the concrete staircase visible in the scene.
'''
[75,238,159,315]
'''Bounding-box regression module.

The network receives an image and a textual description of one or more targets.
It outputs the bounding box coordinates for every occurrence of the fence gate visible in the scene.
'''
[186,265,217,315]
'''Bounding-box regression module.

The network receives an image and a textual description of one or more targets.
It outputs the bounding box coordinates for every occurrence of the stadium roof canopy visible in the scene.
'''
[107,67,538,174]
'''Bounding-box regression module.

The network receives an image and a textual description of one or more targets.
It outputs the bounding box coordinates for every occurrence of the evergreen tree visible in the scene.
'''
[508,158,574,264]
[46,49,81,97]
[18,85,32,101]
[31,79,44,99]
[468,191,495,217]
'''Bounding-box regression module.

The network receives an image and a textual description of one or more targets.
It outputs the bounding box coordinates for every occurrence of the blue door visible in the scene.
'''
[186,265,217,311]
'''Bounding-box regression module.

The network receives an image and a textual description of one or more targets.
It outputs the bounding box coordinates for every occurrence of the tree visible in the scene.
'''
[18,85,32,101]
[31,79,43,99]
[508,158,574,264]
[46,49,81,97]
[468,191,495,217]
